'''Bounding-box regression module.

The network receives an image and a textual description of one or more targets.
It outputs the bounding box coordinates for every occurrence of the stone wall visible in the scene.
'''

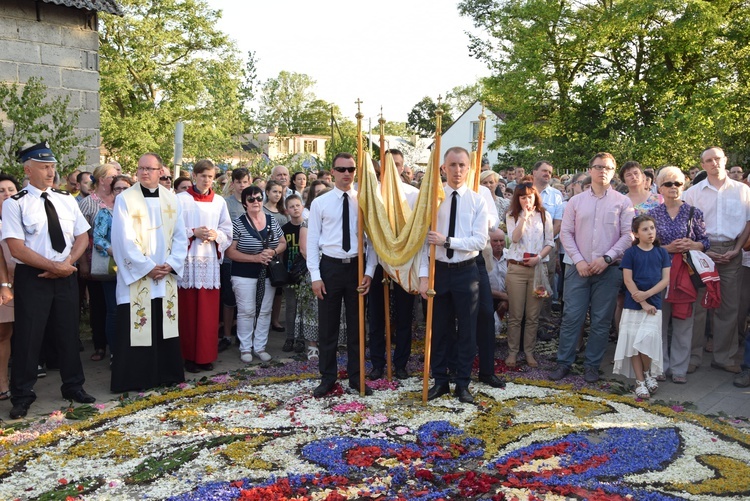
[0,0,101,168]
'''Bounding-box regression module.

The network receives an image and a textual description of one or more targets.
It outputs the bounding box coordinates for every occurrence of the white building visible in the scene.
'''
[441,101,504,167]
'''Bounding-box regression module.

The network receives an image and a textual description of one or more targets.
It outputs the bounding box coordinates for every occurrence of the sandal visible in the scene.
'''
[672,374,687,384]
[635,380,650,399]
[90,349,106,362]
[307,346,319,360]
[645,372,659,394]
[0,390,9,401]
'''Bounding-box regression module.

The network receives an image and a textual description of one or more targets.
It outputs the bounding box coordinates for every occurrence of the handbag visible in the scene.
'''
[682,206,704,290]
[267,256,290,287]
[242,213,289,287]
[91,251,117,281]
[287,253,308,285]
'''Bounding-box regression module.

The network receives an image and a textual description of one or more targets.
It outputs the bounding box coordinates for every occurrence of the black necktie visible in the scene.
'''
[342,192,351,252]
[447,191,457,259]
[41,192,66,253]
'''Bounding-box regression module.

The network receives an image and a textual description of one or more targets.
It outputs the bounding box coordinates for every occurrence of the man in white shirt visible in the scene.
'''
[419,146,489,404]
[307,153,377,397]
[683,147,750,374]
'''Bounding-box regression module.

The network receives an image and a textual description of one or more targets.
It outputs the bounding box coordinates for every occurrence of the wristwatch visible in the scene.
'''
[603,255,612,264]
[443,237,451,249]
[0,283,11,288]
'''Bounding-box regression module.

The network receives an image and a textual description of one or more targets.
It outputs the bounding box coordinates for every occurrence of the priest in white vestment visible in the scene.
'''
[110,153,188,392]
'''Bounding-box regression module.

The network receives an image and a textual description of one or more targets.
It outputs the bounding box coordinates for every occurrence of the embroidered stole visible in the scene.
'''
[121,184,179,346]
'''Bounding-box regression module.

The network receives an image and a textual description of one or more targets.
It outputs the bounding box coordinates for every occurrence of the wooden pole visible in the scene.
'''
[472,102,486,192]
[355,99,366,397]
[422,97,444,404]
[379,110,393,381]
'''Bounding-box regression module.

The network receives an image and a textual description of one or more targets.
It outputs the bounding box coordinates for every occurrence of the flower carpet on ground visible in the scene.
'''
[2,371,750,500]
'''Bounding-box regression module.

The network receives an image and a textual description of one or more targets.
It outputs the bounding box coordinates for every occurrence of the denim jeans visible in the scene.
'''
[556,264,622,369]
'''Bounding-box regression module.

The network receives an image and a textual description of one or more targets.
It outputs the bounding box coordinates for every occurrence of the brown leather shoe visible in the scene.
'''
[687,364,698,374]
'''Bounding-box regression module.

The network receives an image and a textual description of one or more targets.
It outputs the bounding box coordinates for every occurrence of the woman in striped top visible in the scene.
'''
[226,185,286,364]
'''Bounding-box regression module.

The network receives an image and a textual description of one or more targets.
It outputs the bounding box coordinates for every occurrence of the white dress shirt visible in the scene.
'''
[306,186,377,282]
[683,177,750,242]
[489,249,508,294]
[2,184,90,263]
[419,184,489,277]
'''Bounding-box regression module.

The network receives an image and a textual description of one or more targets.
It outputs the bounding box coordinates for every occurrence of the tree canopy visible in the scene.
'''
[99,0,248,169]
[407,97,454,136]
[459,0,750,171]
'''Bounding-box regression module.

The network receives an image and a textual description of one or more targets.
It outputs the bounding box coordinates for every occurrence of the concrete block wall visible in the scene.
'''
[0,0,101,169]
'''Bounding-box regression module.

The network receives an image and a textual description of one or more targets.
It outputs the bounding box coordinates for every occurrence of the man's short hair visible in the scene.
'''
[232,168,250,182]
[589,152,616,169]
[284,193,303,208]
[443,146,470,161]
[532,160,553,171]
[387,148,404,159]
[142,152,164,166]
[192,159,216,175]
[331,153,354,166]
[76,171,91,184]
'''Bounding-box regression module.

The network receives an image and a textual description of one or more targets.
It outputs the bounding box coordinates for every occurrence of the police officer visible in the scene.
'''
[2,142,95,419]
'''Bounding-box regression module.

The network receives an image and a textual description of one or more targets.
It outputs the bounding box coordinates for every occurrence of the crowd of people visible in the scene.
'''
[2,140,750,419]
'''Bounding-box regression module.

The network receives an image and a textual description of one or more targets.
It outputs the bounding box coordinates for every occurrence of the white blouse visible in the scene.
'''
[506,211,555,262]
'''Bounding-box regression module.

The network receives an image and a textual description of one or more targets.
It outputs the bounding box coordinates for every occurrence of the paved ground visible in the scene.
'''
[7,327,750,423]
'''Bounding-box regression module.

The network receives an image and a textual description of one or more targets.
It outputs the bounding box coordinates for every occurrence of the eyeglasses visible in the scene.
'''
[333,167,356,173]
[661,181,684,188]
[137,166,161,172]
[113,186,128,192]
[160,176,172,181]
[246,195,263,203]
[590,165,615,172]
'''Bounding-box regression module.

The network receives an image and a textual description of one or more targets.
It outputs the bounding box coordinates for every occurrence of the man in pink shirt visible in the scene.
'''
[549,152,635,383]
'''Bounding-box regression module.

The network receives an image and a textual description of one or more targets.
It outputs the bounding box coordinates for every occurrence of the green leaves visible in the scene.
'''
[99,0,247,169]
[0,78,86,179]
[459,0,750,170]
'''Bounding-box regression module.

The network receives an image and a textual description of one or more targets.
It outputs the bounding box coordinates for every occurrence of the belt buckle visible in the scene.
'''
[342,257,351,264]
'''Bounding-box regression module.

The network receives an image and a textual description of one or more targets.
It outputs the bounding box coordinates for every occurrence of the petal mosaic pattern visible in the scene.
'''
[1,378,750,500]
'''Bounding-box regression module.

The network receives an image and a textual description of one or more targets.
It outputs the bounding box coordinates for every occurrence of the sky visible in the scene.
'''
[207,0,491,125]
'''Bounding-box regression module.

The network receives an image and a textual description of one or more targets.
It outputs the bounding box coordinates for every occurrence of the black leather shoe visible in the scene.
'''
[218,337,232,352]
[427,382,451,401]
[349,381,373,396]
[63,389,96,404]
[196,362,214,371]
[454,386,474,404]
[184,361,200,373]
[394,367,409,380]
[10,402,30,419]
[478,374,506,388]
[313,380,336,398]
[367,367,384,380]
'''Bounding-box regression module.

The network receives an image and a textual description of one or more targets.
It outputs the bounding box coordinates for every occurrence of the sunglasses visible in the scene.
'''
[160,176,172,181]
[661,181,684,188]
[333,166,356,173]
[246,195,263,203]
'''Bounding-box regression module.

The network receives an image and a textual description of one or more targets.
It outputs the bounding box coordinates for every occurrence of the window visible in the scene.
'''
[304,140,317,154]
[470,121,480,151]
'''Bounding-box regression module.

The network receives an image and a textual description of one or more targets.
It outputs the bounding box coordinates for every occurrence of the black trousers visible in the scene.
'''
[431,260,479,388]
[368,264,415,370]
[11,265,85,405]
[87,279,107,351]
[318,257,362,385]
[475,254,496,376]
